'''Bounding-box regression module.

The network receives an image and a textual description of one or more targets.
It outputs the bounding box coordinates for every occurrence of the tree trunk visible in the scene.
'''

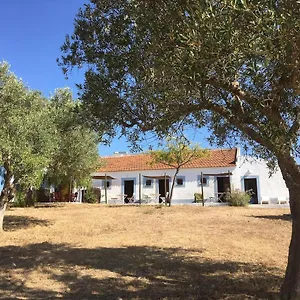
[0,202,7,231]
[68,179,72,202]
[169,168,179,207]
[279,156,300,299]
[0,156,15,231]
[25,187,33,206]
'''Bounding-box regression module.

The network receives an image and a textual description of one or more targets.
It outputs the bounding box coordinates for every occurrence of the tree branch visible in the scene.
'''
[195,102,277,153]
[289,108,300,136]
[205,77,287,129]
[205,77,250,102]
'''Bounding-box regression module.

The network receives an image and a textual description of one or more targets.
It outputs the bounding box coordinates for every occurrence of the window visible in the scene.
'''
[197,175,209,187]
[175,176,185,187]
[143,178,153,188]
[102,180,112,189]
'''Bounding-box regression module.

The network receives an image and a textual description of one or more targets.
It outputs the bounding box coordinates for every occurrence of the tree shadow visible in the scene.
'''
[0,242,283,299]
[3,216,52,231]
[252,214,292,222]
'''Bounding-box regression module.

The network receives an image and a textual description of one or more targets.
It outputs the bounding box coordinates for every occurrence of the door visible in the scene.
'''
[244,178,258,204]
[124,180,134,203]
[159,179,169,197]
[217,177,230,201]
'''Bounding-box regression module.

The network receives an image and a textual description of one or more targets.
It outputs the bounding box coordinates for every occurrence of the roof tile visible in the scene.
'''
[97,148,237,172]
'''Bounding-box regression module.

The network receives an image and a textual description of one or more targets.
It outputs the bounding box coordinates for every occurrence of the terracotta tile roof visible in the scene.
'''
[96,148,237,172]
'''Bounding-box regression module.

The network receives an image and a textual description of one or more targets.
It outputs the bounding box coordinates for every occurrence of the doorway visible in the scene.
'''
[217,177,230,201]
[244,178,258,204]
[124,180,134,200]
[159,178,169,198]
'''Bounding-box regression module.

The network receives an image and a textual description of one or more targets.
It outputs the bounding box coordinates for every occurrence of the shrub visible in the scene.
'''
[12,191,26,207]
[227,190,251,207]
[11,188,39,207]
[35,188,50,203]
[84,187,98,203]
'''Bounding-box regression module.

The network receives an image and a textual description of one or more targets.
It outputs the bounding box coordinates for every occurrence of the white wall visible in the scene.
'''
[232,156,289,203]
[171,167,235,204]
[91,153,290,204]
[92,166,235,204]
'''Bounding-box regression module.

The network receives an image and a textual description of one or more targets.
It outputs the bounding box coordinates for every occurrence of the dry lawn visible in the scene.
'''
[0,204,291,299]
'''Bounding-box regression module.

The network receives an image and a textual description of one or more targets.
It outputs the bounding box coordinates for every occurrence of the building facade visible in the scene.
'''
[91,148,289,205]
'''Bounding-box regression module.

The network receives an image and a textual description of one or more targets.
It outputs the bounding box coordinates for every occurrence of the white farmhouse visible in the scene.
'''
[91,148,289,205]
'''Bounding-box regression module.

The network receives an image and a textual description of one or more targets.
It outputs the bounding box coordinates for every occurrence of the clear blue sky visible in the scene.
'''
[0,0,212,156]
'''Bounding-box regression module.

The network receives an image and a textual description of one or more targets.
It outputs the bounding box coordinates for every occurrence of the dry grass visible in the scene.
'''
[0,204,291,299]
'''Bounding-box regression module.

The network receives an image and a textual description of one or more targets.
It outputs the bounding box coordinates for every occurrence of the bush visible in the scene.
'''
[35,188,50,203]
[11,188,39,207]
[84,187,98,203]
[227,190,251,207]
[12,191,26,207]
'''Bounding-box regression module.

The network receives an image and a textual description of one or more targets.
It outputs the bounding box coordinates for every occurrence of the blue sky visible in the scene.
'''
[0,0,211,155]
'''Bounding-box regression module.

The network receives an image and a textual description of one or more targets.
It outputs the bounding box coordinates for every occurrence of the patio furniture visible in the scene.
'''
[124,194,135,204]
[110,195,123,204]
[150,193,160,204]
[159,192,168,204]
[141,194,152,204]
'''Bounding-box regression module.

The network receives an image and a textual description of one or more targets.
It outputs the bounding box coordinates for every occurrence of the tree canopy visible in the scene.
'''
[0,62,55,227]
[60,1,300,298]
[0,62,55,190]
[150,137,207,205]
[0,63,100,228]
[46,88,99,192]
[59,1,300,161]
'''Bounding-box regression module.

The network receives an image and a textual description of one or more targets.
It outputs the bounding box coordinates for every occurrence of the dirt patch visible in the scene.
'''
[0,204,291,299]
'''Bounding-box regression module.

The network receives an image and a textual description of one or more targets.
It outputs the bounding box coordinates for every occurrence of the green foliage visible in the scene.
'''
[46,88,100,188]
[59,1,300,162]
[0,62,55,204]
[12,191,26,208]
[150,137,207,168]
[10,188,37,207]
[227,190,251,207]
[84,187,98,203]
[0,64,99,211]
[150,137,207,205]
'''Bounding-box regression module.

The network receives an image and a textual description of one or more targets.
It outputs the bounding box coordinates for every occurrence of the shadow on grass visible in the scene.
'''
[252,214,292,222]
[0,242,283,299]
[3,216,51,231]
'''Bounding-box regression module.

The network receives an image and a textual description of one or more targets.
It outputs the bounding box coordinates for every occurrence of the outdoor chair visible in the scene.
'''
[193,193,203,203]
[149,193,160,204]
[141,194,152,204]
[124,194,135,204]
[159,192,168,204]
[110,195,123,204]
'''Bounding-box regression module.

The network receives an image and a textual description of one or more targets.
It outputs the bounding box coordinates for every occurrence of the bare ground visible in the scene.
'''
[0,204,291,299]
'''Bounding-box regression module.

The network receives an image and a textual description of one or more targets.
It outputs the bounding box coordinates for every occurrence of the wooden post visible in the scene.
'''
[139,173,142,204]
[69,178,72,202]
[164,173,167,205]
[104,173,108,204]
[201,172,204,207]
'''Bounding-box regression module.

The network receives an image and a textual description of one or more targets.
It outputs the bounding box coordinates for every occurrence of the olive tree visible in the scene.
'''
[150,137,207,205]
[0,62,55,229]
[59,1,300,298]
[46,88,99,201]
